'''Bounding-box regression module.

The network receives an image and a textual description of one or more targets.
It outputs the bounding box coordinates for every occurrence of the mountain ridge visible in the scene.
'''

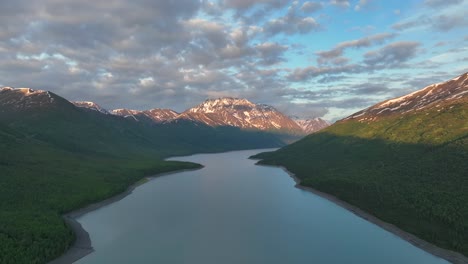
[344,72,468,122]
[68,95,329,134]
[176,97,305,134]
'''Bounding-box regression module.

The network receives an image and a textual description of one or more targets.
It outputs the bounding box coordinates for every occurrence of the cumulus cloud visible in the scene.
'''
[255,42,289,65]
[424,0,463,8]
[393,11,467,32]
[330,0,350,8]
[264,2,321,36]
[288,41,422,82]
[288,64,364,82]
[363,41,421,67]
[300,1,323,13]
[222,0,289,10]
[316,33,396,64]
[432,14,468,31]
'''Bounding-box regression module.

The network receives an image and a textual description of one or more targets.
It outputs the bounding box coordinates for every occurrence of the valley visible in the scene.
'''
[1,1,467,263]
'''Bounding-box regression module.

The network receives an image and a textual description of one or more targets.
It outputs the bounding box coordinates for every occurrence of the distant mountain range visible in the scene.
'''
[72,97,328,134]
[253,72,468,261]
[0,85,329,136]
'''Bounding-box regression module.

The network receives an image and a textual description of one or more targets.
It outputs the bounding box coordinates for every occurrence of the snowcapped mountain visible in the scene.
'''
[175,97,304,133]
[292,117,330,134]
[345,72,468,122]
[111,108,178,123]
[73,101,109,114]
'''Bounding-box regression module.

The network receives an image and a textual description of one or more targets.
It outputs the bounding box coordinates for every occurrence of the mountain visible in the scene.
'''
[175,97,304,134]
[253,72,468,260]
[292,117,330,134]
[143,108,179,123]
[0,87,72,113]
[111,108,178,123]
[73,101,109,114]
[111,108,142,121]
[345,72,468,122]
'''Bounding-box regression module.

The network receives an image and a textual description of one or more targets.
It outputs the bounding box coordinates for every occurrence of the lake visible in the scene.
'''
[75,149,447,264]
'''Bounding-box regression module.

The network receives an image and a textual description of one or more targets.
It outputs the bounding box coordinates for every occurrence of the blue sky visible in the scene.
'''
[0,0,467,120]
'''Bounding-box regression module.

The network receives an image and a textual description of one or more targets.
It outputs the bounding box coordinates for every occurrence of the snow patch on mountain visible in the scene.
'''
[111,108,178,123]
[73,101,109,114]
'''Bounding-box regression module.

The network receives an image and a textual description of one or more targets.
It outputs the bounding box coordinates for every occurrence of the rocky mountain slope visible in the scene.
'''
[176,97,305,134]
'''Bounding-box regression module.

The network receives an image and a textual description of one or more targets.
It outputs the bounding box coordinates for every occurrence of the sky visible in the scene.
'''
[1,0,467,121]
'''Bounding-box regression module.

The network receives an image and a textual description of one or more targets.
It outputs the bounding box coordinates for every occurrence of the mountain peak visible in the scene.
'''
[73,101,109,114]
[178,97,304,133]
[189,97,256,113]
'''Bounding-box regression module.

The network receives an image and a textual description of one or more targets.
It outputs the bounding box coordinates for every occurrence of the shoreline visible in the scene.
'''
[255,162,468,264]
[48,167,203,264]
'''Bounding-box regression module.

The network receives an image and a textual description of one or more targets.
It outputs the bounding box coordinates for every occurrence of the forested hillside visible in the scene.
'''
[253,74,468,258]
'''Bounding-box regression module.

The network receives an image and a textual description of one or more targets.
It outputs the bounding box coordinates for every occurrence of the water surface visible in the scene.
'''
[76,149,447,264]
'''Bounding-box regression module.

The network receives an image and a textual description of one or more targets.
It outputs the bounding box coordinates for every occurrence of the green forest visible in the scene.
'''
[253,102,468,257]
[0,99,288,264]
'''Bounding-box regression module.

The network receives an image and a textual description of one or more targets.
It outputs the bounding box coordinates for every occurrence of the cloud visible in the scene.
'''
[264,2,321,36]
[255,42,289,65]
[349,82,390,95]
[287,64,363,82]
[300,1,323,13]
[424,0,463,8]
[316,33,396,64]
[354,0,370,11]
[363,41,421,67]
[222,0,289,11]
[432,14,468,31]
[392,11,467,32]
[288,41,421,82]
[330,0,350,8]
